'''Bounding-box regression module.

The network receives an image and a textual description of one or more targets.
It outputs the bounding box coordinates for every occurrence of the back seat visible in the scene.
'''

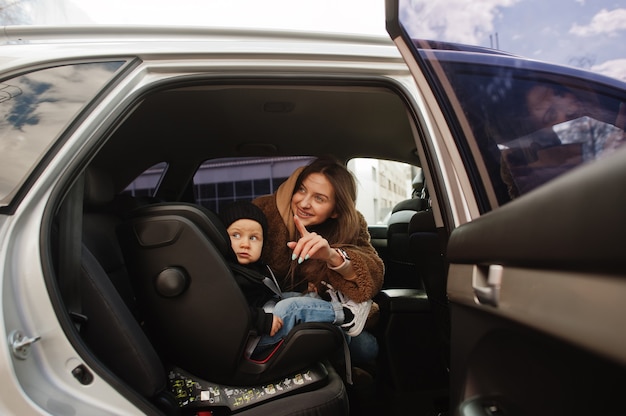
[82,167,143,318]
[77,165,349,415]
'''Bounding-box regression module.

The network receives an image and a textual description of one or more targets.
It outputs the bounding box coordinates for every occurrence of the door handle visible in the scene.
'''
[460,395,511,415]
[472,265,502,307]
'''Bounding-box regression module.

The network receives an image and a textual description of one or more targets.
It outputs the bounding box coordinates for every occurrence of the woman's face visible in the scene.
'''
[291,172,338,227]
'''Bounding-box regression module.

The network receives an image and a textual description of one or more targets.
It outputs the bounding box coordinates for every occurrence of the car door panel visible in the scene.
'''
[451,303,626,416]
[446,148,626,414]
[385,1,626,415]
[447,147,626,273]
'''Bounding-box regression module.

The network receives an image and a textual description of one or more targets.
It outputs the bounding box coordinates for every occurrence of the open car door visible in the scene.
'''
[385,1,626,415]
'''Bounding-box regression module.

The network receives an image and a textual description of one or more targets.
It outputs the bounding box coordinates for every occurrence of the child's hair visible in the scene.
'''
[219,200,268,240]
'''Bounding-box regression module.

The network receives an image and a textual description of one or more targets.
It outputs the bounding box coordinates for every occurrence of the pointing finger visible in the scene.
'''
[293,215,309,237]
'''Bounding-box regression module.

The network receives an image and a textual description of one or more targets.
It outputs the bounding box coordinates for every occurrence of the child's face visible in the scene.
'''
[226,218,263,265]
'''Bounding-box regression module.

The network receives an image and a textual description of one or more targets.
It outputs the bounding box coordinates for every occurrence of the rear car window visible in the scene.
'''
[193,157,313,213]
[124,156,418,226]
[348,158,416,225]
[123,162,168,198]
[0,61,126,207]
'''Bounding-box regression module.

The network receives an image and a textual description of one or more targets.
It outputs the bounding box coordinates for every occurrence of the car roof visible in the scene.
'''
[0,25,398,65]
[0,26,419,191]
[8,25,623,198]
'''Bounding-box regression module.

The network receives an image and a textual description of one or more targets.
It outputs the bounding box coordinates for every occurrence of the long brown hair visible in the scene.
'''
[293,156,360,244]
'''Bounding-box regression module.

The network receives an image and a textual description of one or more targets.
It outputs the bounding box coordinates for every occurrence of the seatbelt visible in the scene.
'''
[342,334,353,385]
[58,173,87,329]
[262,264,283,299]
[229,263,283,300]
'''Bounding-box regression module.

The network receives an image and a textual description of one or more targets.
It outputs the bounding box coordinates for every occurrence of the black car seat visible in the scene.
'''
[116,201,347,386]
[385,169,428,288]
[407,209,449,385]
[82,167,144,318]
[76,166,349,415]
[79,244,178,413]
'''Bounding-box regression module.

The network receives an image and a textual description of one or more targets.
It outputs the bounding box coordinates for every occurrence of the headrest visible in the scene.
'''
[388,209,417,227]
[391,198,428,214]
[83,166,115,208]
[407,210,436,235]
[128,203,231,256]
[411,168,424,191]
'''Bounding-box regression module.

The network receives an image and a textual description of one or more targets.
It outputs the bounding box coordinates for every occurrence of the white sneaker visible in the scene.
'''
[322,281,372,337]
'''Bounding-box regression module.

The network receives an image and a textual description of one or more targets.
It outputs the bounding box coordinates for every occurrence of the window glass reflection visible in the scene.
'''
[429,58,626,202]
[0,61,125,206]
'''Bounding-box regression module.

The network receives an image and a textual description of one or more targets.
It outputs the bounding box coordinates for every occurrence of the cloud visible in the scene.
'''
[570,8,626,37]
[591,59,626,82]
[398,0,519,44]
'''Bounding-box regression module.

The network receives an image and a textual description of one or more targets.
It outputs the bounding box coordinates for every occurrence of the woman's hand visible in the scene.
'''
[270,315,283,336]
[287,215,343,266]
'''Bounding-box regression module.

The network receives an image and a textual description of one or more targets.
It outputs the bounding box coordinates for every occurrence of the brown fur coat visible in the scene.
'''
[252,168,384,303]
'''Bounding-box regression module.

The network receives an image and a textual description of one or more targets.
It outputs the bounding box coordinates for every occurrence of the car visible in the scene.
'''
[1,1,626,415]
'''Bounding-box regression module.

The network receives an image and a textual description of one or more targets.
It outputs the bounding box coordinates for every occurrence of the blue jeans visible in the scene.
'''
[348,330,379,365]
[257,291,344,347]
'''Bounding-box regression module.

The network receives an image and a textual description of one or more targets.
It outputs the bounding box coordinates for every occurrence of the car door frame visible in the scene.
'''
[384,1,626,415]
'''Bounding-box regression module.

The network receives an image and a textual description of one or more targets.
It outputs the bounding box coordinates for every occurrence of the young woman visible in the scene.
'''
[253,156,384,362]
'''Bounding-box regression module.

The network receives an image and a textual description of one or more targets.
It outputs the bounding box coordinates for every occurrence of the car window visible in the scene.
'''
[0,61,127,207]
[387,2,626,212]
[429,58,626,202]
[192,157,314,212]
[348,158,417,225]
[123,162,168,198]
[124,156,417,225]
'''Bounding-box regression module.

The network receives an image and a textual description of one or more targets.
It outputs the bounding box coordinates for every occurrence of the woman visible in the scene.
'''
[253,156,384,363]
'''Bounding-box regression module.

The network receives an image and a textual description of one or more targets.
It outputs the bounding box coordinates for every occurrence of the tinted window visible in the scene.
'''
[0,61,126,207]
[388,2,626,211]
[431,57,626,202]
[123,156,417,226]
[193,157,313,212]
[123,162,168,198]
[188,157,416,225]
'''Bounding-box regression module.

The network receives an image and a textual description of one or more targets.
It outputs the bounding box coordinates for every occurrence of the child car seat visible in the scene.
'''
[117,202,346,386]
[75,166,349,414]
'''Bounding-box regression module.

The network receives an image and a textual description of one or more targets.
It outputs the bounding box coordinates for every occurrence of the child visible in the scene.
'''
[219,201,371,354]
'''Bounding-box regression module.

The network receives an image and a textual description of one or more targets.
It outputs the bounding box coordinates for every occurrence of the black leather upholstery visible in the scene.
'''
[83,168,142,316]
[117,202,346,386]
[80,245,171,400]
[390,168,427,214]
[79,166,349,414]
[385,169,429,289]
[386,209,419,288]
[80,167,177,412]
[408,210,450,375]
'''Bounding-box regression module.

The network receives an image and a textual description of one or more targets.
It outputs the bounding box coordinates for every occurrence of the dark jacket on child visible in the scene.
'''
[229,260,278,336]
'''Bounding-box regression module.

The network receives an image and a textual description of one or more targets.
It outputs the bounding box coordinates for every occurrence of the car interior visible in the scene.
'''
[42,44,626,415]
[30,23,626,415]
[48,79,450,416]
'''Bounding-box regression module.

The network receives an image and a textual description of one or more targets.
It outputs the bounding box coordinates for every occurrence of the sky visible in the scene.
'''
[12,0,626,81]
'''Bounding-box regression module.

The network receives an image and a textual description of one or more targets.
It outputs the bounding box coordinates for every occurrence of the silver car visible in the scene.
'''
[1,2,625,415]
